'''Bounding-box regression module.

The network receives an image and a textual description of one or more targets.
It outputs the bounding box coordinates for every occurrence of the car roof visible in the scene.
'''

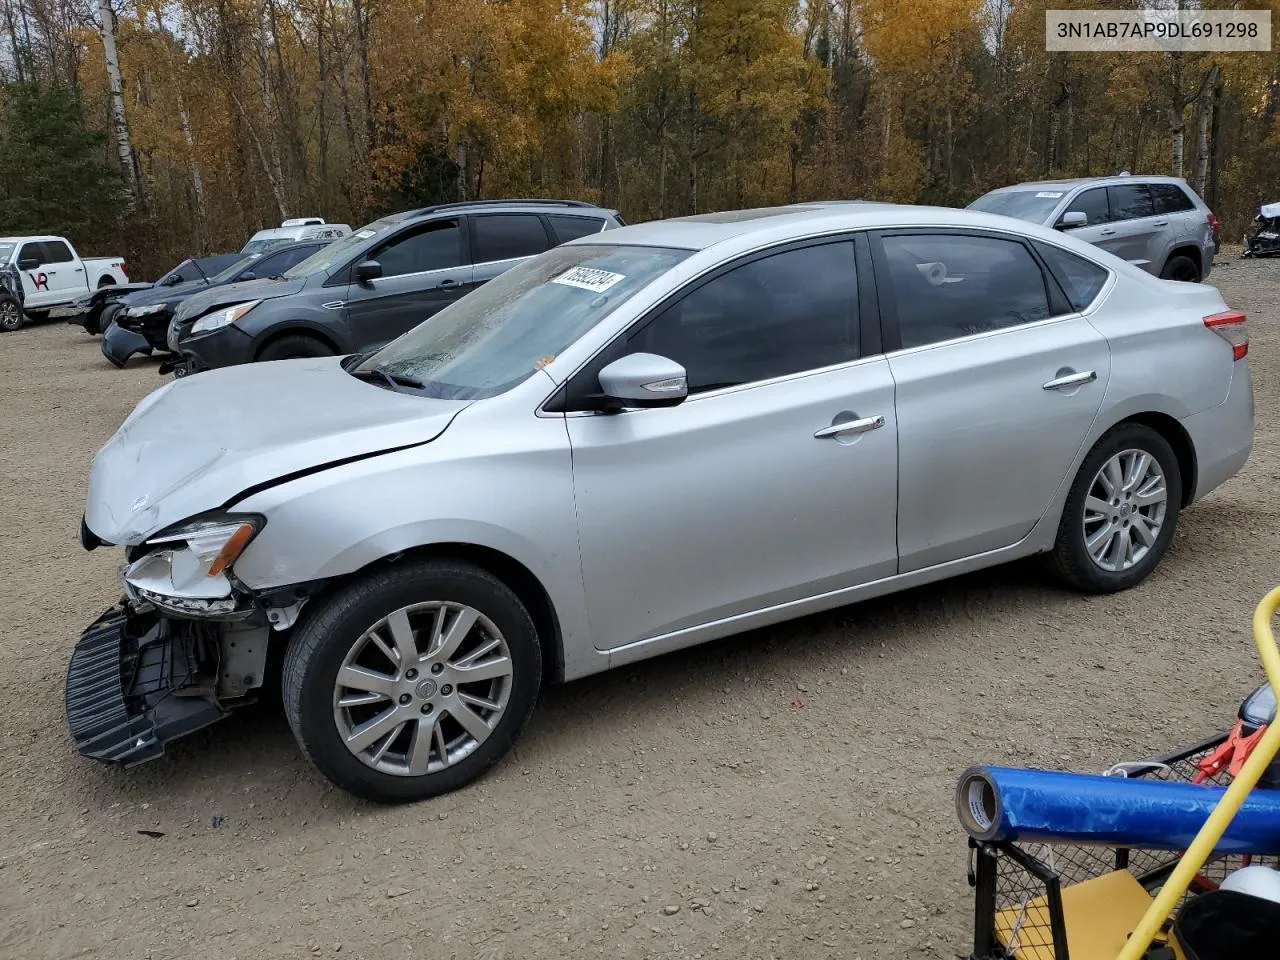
[405,199,615,219]
[565,202,1057,252]
[982,175,1192,194]
[0,235,62,243]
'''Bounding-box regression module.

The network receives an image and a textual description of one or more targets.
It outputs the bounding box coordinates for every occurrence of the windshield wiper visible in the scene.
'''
[349,363,424,392]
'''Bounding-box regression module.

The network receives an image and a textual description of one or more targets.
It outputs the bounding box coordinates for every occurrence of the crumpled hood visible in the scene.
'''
[85,356,468,545]
[175,276,306,324]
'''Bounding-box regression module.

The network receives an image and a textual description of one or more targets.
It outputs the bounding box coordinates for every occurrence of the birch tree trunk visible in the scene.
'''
[96,0,137,204]
[178,96,206,247]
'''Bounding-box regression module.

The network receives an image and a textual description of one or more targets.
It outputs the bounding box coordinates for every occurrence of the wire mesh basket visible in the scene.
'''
[967,735,1280,960]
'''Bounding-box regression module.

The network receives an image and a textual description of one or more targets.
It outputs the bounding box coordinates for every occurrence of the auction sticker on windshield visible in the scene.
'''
[551,266,626,293]
[1035,191,1064,198]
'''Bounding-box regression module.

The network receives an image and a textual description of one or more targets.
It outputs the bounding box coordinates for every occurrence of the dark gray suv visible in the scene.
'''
[171,200,624,373]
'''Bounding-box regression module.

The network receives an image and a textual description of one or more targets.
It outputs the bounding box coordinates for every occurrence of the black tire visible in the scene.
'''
[1049,422,1183,593]
[256,334,334,363]
[282,559,542,803]
[1160,254,1201,283]
[0,296,22,332]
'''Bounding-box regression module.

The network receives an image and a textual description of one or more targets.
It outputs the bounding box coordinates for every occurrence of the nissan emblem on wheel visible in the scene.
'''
[67,202,1253,803]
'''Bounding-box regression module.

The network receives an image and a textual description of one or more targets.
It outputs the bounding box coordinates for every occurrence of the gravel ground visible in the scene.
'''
[1,257,1277,960]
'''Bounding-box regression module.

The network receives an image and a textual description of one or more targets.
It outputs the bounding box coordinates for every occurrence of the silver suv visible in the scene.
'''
[969,175,1218,283]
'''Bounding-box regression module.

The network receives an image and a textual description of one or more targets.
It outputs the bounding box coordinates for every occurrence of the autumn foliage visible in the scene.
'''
[1,0,1279,277]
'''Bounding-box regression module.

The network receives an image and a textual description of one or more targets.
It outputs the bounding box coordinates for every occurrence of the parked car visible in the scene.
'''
[0,235,128,330]
[68,254,243,335]
[69,202,1253,803]
[967,175,1219,282]
[102,240,336,369]
[171,199,623,374]
[0,261,24,332]
[241,218,352,255]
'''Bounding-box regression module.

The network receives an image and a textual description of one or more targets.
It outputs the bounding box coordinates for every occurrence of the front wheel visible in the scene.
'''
[282,560,542,803]
[0,296,22,332]
[256,334,334,363]
[1049,423,1182,593]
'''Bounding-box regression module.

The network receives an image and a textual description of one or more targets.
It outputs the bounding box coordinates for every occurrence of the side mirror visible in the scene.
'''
[239,271,257,282]
[161,275,182,286]
[354,259,383,284]
[597,353,688,409]
[17,257,39,270]
[1057,211,1088,230]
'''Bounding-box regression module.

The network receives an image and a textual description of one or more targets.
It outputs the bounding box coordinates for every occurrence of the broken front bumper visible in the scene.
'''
[101,319,155,369]
[65,604,226,765]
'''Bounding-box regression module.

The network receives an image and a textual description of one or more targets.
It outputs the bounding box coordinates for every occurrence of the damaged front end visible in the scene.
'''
[67,513,316,766]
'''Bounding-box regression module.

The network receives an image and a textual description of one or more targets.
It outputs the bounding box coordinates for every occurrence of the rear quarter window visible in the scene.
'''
[548,215,607,244]
[1033,241,1109,312]
[1151,183,1196,214]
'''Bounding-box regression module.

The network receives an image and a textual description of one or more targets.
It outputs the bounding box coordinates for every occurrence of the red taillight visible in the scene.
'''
[1208,212,1221,234]
[119,260,127,275]
[1205,310,1248,360]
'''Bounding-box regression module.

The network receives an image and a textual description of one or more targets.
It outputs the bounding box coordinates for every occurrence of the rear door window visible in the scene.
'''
[880,233,1051,349]
[1108,184,1155,221]
[471,215,553,263]
[1150,183,1196,214]
[1064,188,1110,226]
[548,215,607,244]
[41,240,74,263]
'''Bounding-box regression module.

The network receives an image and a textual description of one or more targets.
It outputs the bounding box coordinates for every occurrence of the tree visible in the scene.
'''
[0,83,124,241]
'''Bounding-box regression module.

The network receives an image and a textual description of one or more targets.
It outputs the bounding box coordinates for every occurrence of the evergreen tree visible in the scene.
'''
[0,84,124,244]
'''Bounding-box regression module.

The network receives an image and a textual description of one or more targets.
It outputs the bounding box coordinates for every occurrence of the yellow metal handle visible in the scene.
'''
[1116,584,1280,960]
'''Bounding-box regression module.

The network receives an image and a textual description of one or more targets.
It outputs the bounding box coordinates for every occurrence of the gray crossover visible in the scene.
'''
[71,203,1253,802]
[170,200,624,372]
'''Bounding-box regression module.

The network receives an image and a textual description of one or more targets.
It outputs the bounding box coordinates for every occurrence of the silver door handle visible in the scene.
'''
[1153,220,1169,227]
[814,415,885,439]
[74,266,83,272]
[1099,229,1116,236]
[1042,370,1097,391]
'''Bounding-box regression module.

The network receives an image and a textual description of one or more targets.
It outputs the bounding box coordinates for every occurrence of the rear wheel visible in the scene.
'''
[0,296,22,332]
[256,334,334,363]
[282,560,542,803]
[1160,254,1201,283]
[1049,423,1182,593]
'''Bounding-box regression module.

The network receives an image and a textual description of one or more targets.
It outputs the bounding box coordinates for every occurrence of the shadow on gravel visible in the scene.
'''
[65,558,1071,809]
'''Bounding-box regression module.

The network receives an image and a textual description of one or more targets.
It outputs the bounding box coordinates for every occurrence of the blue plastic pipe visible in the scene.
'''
[957,765,1280,854]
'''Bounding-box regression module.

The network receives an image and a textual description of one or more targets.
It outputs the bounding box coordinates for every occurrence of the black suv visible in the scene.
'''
[104,240,335,369]
[171,200,623,373]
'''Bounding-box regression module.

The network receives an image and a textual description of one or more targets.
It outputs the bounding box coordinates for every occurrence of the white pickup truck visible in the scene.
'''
[0,235,129,322]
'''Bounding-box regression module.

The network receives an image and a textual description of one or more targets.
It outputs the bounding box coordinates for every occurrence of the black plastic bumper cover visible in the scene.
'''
[65,605,226,765]
[101,320,154,369]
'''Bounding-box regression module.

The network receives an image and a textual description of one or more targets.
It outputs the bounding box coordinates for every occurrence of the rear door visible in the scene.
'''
[465,213,555,292]
[872,229,1111,572]
[1104,183,1162,272]
[341,218,471,349]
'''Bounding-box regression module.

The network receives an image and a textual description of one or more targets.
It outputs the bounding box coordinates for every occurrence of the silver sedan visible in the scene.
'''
[72,203,1253,802]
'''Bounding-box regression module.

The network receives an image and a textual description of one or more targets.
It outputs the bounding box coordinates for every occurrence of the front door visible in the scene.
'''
[342,218,472,350]
[873,230,1111,572]
[565,239,899,651]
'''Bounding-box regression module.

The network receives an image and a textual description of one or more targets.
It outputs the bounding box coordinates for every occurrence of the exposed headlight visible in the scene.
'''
[191,300,260,334]
[145,514,265,580]
[127,303,168,317]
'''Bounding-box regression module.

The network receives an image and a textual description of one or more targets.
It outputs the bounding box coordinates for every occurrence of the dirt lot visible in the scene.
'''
[1,260,1277,960]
